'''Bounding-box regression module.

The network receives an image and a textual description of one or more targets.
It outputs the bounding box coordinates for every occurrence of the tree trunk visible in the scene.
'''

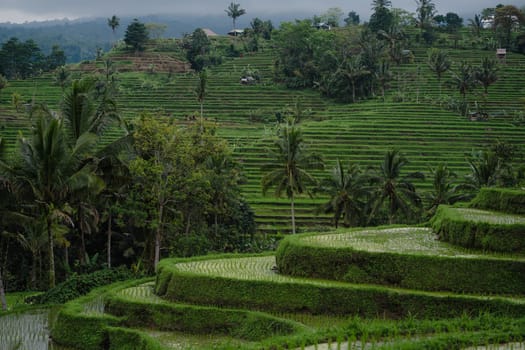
[31,252,37,290]
[214,212,218,238]
[154,203,164,271]
[79,205,86,265]
[47,216,55,289]
[107,211,112,269]
[291,192,296,234]
[0,267,6,311]
[185,215,191,235]
[351,81,356,103]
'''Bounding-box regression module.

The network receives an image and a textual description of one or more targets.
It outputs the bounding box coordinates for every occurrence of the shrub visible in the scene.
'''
[156,256,525,319]
[470,188,525,215]
[27,267,139,305]
[275,230,525,295]
[431,206,525,253]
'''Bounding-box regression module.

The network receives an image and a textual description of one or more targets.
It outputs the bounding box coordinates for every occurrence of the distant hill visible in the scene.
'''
[0,13,308,63]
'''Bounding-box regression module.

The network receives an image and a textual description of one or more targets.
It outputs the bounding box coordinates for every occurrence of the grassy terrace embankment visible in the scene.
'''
[1,43,525,232]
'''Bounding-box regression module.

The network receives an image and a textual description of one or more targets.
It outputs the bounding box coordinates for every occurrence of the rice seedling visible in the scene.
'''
[0,311,50,350]
[456,208,525,225]
[300,227,524,259]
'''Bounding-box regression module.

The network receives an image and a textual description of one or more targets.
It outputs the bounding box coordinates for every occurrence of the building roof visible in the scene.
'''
[202,28,218,37]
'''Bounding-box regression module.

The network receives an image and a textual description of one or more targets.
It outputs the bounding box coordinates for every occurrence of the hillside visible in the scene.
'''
[1,37,525,233]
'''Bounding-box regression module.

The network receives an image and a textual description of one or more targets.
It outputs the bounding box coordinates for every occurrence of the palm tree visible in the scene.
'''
[12,108,101,288]
[0,264,6,310]
[464,150,501,191]
[427,48,451,97]
[225,2,246,36]
[61,78,117,264]
[370,149,424,224]
[318,160,371,228]
[426,164,466,216]
[416,0,436,31]
[378,26,406,65]
[195,69,208,120]
[340,55,370,103]
[107,15,120,45]
[468,14,483,37]
[375,61,393,101]
[262,121,323,234]
[205,152,241,237]
[448,61,479,111]
[475,57,498,94]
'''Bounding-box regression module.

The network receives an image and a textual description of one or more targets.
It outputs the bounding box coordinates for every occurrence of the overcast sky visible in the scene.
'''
[0,0,524,23]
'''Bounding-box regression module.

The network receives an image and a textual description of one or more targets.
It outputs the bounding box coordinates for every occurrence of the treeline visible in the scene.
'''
[0,70,256,292]
[272,2,525,102]
[0,37,66,79]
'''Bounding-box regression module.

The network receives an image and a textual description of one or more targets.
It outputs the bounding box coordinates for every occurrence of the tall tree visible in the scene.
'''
[475,57,498,94]
[262,120,323,234]
[427,48,451,97]
[340,55,370,103]
[9,108,101,288]
[318,160,370,228]
[426,164,465,216]
[107,15,120,45]
[0,264,6,311]
[124,19,149,52]
[369,0,393,32]
[448,61,478,107]
[225,2,246,35]
[344,11,360,26]
[494,5,525,47]
[370,149,424,224]
[464,150,501,190]
[415,0,436,31]
[129,114,194,270]
[468,14,483,37]
[108,15,120,34]
[195,69,208,120]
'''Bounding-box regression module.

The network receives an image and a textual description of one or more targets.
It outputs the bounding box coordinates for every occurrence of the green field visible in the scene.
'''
[2,41,525,233]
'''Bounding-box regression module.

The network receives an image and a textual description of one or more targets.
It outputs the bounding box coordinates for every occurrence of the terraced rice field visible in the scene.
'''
[302,227,525,259]
[2,44,525,232]
[455,208,525,225]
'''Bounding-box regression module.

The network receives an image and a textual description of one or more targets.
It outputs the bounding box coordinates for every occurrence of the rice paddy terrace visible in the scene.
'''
[21,188,520,349]
[1,41,525,233]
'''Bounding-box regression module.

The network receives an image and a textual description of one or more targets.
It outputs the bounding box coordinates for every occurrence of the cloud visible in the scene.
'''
[0,0,519,23]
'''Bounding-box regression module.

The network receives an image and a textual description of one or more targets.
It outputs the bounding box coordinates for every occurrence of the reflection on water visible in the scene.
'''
[0,308,74,350]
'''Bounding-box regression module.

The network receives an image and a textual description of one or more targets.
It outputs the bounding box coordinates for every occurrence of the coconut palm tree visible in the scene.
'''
[11,107,101,288]
[427,48,451,97]
[61,78,118,264]
[464,150,501,190]
[340,55,370,103]
[107,15,120,45]
[0,264,6,310]
[318,160,371,228]
[370,149,424,224]
[262,121,323,234]
[448,61,479,112]
[475,57,498,94]
[195,69,208,120]
[468,14,483,37]
[426,164,467,216]
[225,2,246,36]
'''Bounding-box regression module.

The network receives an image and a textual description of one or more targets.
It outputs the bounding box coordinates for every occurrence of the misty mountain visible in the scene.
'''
[0,13,309,63]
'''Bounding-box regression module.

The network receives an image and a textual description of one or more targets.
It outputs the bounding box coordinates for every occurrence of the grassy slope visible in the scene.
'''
[1,38,525,233]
